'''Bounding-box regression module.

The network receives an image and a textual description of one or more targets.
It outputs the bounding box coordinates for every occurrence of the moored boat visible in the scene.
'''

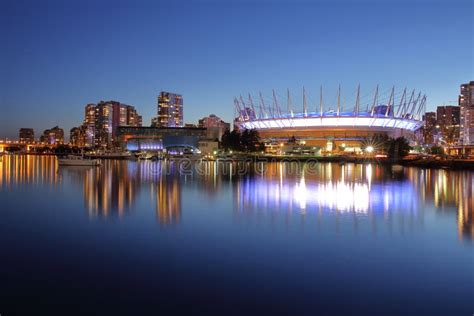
[58,155,101,166]
[85,152,133,159]
[138,152,154,160]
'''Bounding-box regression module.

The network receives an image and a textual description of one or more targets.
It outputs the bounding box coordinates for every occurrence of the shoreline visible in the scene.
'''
[4,153,474,170]
[226,154,474,170]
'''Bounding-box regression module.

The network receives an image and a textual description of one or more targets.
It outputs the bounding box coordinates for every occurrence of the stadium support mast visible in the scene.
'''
[234,97,243,119]
[371,85,379,116]
[386,86,395,117]
[248,94,257,119]
[272,89,281,118]
[415,95,426,120]
[402,89,415,117]
[319,85,323,117]
[354,84,360,116]
[259,91,267,119]
[303,87,308,117]
[396,88,407,117]
[287,88,294,118]
[239,95,249,119]
[409,92,421,119]
[337,85,341,116]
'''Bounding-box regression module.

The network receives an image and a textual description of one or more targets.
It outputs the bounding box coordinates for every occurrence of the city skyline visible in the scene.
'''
[1,0,473,139]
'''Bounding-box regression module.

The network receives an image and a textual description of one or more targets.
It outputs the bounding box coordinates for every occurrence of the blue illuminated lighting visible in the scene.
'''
[239,114,422,132]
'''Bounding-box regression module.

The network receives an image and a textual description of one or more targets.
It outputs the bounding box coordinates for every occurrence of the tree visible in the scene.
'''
[387,137,412,159]
[361,135,411,159]
[220,129,262,152]
[429,146,444,155]
[221,129,241,151]
[241,129,261,152]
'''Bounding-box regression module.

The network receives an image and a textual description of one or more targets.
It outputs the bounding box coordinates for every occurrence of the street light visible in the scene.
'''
[365,146,374,153]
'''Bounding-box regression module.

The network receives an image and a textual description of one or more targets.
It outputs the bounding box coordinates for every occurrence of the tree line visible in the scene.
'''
[220,129,263,152]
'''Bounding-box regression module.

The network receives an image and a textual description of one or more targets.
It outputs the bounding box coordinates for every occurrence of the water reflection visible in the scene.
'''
[236,163,418,213]
[80,161,182,225]
[82,162,139,218]
[406,168,474,240]
[0,155,59,188]
[1,155,473,240]
[153,177,181,225]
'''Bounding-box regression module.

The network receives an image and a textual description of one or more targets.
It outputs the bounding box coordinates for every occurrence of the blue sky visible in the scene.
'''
[1,0,473,139]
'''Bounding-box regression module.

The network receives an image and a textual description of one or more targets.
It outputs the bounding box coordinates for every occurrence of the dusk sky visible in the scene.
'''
[1,0,473,139]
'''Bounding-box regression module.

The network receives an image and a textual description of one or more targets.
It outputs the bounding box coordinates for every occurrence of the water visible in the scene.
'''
[0,155,473,315]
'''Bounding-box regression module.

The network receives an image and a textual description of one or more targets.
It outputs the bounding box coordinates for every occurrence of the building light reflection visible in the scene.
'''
[0,155,472,240]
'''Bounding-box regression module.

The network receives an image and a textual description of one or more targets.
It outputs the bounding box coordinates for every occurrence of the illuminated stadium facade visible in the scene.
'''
[234,86,426,151]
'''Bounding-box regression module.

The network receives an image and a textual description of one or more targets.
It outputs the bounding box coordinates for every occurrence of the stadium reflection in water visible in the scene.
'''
[0,155,472,240]
[235,163,473,241]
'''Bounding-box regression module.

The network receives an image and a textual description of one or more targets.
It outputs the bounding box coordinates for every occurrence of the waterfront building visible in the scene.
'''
[436,105,460,145]
[460,81,474,145]
[70,126,87,147]
[91,101,142,148]
[83,103,96,147]
[422,112,436,145]
[117,126,206,152]
[94,102,113,148]
[152,92,183,128]
[198,140,219,155]
[198,114,230,141]
[19,128,35,144]
[234,86,425,150]
[40,126,64,145]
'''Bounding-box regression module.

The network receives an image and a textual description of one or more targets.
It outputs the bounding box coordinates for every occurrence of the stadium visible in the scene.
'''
[233,85,425,153]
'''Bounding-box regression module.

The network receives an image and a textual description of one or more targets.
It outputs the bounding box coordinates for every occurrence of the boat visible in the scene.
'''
[85,152,133,160]
[391,164,404,172]
[138,152,154,160]
[58,155,101,166]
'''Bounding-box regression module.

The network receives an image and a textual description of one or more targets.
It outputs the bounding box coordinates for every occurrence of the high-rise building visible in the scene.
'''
[460,81,474,145]
[436,105,460,145]
[19,128,35,143]
[70,126,86,147]
[92,101,142,148]
[152,92,183,128]
[94,102,113,148]
[198,114,230,141]
[40,126,64,145]
[83,103,96,147]
[422,112,436,145]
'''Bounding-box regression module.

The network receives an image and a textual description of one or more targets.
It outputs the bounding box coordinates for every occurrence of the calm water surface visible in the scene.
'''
[0,155,473,315]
